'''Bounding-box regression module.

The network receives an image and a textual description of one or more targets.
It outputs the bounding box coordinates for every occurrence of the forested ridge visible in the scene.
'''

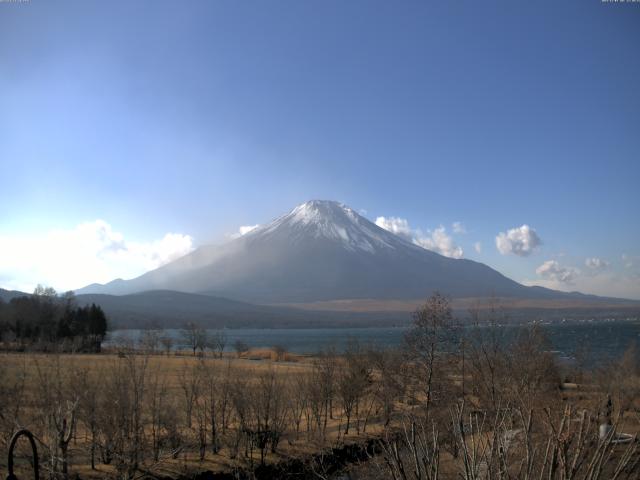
[0,285,107,352]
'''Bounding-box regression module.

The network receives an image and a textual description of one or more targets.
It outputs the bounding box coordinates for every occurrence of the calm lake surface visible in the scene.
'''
[107,319,640,366]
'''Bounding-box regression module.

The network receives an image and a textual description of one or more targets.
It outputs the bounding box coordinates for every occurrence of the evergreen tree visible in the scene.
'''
[1,288,109,351]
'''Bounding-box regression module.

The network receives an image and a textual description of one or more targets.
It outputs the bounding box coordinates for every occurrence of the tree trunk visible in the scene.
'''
[90,427,96,469]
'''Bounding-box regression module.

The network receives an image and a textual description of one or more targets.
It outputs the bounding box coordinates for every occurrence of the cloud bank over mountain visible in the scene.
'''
[228,224,260,239]
[536,260,579,284]
[0,220,194,292]
[523,256,640,300]
[77,200,627,303]
[375,216,464,259]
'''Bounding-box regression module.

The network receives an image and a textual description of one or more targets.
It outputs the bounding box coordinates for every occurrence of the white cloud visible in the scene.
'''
[495,224,541,257]
[0,220,194,292]
[414,226,464,259]
[374,216,412,239]
[474,242,482,253]
[239,224,259,236]
[535,260,578,284]
[228,224,260,239]
[376,217,463,259]
[452,222,466,234]
[585,257,610,272]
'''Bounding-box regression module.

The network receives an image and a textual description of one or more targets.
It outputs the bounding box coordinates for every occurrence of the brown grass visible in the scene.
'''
[0,350,384,480]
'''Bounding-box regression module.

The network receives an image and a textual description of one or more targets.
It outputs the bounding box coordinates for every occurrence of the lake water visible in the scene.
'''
[107,319,640,366]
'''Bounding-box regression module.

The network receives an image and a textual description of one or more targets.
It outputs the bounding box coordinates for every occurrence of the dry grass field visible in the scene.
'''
[0,348,393,479]
[2,344,639,480]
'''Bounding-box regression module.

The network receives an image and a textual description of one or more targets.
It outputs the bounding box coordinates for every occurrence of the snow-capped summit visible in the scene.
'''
[287,200,358,227]
[77,200,570,303]
[251,200,408,253]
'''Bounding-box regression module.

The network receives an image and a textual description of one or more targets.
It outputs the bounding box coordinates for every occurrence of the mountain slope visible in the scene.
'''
[5,287,637,330]
[0,288,408,328]
[76,200,600,303]
[0,288,30,303]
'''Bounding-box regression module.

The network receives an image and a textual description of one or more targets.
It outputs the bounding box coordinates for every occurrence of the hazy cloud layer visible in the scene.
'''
[524,255,640,299]
[585,257,610,272]
[496,225,541,256]
[474,242,482,253]
[622,254,640,270]
[0,220,194,292]
[535,259,578,284]
[376,216,463,259]
[525,270,640,300]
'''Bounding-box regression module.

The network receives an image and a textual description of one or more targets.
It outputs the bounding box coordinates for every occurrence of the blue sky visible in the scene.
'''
[1,0,639,298]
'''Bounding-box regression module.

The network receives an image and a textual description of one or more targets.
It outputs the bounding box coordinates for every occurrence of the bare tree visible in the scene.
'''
[217,360,234,435]
[193,363,209,460]
[379,417,440,480]
[246,369,289,464]
[369,347,405,427]
[34,355,79,480]
[234,340,249,359]
[97,354,149,479]
[378,400,639,480]
[179,360,202,429]
[211,330,227,358]
[272,344,287,362]
[181,322,208,356]
[160,335,174,356]
[77,365,101,470]
[287,373,309,440]
[0,354,27,451]
[147,364,173,462]
[140,327,163,354]
[466,299,509,412]
[229,374,250,460]
[452,401,639,480]
[337,339,372,435]
[311,347,337,439]
[405,292,454,419]
[202,359,222,454]
[609,341,640,415]
[505,324,560,409]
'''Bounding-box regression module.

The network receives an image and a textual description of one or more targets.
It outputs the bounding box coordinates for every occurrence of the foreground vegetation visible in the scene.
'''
[0,286,107,352]
[0,294,639,479]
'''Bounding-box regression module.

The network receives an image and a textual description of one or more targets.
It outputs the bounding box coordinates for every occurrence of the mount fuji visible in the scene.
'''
[77,200,594,304]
